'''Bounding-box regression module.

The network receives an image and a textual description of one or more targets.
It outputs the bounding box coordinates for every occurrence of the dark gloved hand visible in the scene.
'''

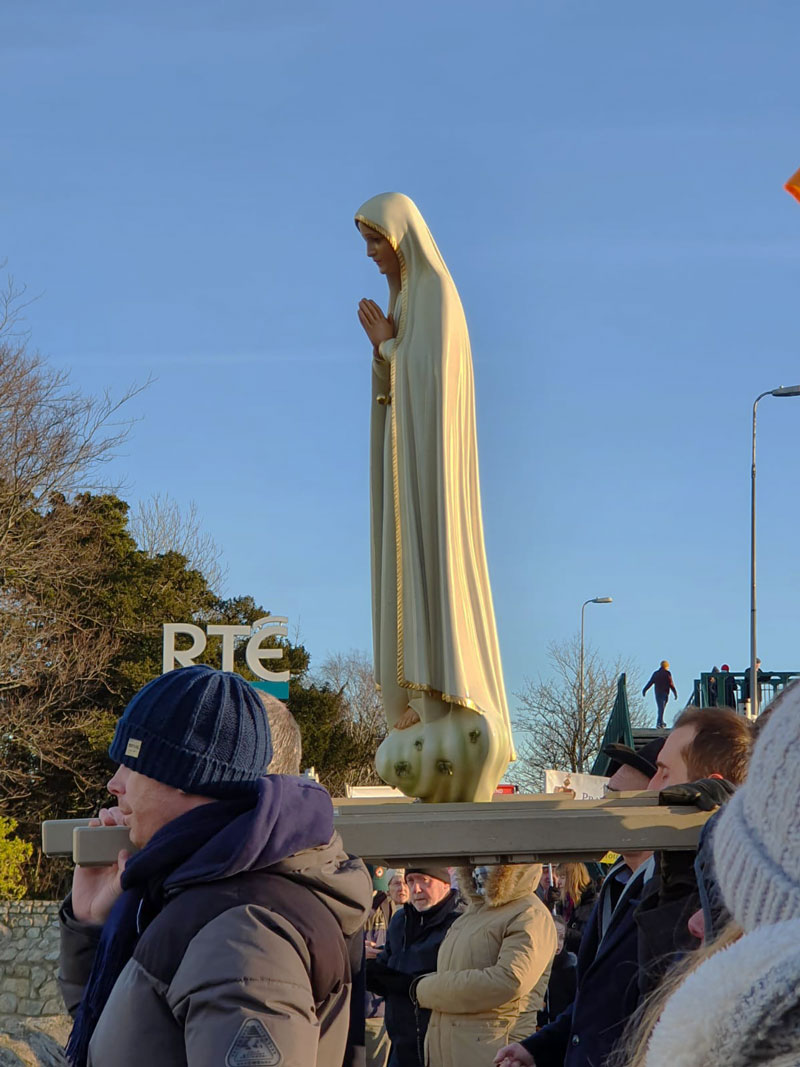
[365,959,390,995]
[366,961,413,997]
[658,777,736,812]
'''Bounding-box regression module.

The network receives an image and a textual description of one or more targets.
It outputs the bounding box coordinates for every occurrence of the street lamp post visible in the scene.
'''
[750,385,800,718]
[579,596,613,772]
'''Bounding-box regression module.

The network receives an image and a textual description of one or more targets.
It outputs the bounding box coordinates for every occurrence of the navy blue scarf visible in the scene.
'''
[65,792,256,1067]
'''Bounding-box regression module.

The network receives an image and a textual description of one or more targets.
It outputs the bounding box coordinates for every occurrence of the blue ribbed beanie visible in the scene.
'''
[108,665,273,797]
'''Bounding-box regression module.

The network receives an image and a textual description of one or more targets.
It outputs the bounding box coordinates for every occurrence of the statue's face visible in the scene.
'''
[358,221,400,277]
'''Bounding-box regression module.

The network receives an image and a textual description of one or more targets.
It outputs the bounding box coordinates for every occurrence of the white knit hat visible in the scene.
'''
[645,919,800,1067]
[713,679,800,932]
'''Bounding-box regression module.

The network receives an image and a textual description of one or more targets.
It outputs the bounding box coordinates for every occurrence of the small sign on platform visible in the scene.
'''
[544,770,609,800]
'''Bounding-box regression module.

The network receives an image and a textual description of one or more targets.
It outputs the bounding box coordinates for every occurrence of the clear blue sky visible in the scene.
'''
[4,0,799,729]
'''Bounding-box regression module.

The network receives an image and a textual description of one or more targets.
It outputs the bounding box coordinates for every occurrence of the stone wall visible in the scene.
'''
[0,901,69,1066]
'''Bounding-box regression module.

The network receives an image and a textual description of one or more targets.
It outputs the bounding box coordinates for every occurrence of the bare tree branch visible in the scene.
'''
[0,270,145,841]
[129,493,227,595]
[511,635,651,792]
[316,649,387,787]
[0,269,39,340]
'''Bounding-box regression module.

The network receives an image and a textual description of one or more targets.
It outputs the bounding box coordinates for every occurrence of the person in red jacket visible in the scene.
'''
[643,661,678,728]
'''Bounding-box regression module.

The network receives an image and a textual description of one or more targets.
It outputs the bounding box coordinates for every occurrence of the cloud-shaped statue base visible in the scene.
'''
[375,706,510,804]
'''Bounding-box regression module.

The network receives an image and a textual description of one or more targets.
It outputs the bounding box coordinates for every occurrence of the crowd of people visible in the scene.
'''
[706,659,774,708]
[53,663,800,1067]
[642,658,781,720]
[362,703,766,1067]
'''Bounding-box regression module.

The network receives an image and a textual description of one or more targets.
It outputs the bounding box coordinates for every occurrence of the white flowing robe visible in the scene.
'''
[356,193,514,773]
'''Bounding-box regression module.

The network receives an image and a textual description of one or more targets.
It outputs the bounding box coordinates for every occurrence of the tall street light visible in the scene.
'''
[750,385,800,717]
[579,596,613,772]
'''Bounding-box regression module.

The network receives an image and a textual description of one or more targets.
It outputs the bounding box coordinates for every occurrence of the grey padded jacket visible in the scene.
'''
[59,832,371,1067]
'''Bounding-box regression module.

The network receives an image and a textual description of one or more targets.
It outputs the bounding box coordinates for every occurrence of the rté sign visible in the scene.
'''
[162,615,290,698]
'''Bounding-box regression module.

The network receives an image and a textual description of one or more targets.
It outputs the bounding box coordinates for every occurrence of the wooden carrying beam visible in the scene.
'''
[42,793,710,867]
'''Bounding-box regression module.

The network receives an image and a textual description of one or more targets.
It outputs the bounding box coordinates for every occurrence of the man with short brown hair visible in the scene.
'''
[495,714,755,1067]
[649,706,752,790]
[635,706,752,998]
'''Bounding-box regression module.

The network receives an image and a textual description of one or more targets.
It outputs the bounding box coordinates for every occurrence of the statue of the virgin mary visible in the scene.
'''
[355,192,514,802]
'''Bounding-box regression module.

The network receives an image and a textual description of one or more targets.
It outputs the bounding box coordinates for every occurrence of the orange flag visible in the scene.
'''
[786,167,800,204]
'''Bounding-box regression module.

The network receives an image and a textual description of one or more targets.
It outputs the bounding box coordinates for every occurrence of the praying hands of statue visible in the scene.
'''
[358,298,394,349]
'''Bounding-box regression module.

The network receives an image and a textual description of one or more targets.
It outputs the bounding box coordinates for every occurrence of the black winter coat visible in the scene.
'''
[522,861,651,1067]
[563,884,598,955]
[538,948,578,1027]
[368,890,460,1067]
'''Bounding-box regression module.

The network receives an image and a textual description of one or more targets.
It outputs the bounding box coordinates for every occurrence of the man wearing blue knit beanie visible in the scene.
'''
[57,665,372,1067]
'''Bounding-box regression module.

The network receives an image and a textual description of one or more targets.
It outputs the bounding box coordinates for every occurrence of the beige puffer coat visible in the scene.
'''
[414,864,557,1067]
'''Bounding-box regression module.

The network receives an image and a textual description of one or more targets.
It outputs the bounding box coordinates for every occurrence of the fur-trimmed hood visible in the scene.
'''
[455,863,543,908]
[415,864,556,1067]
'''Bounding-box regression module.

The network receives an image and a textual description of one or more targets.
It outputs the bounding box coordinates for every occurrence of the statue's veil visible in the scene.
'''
[355,193,514,763]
